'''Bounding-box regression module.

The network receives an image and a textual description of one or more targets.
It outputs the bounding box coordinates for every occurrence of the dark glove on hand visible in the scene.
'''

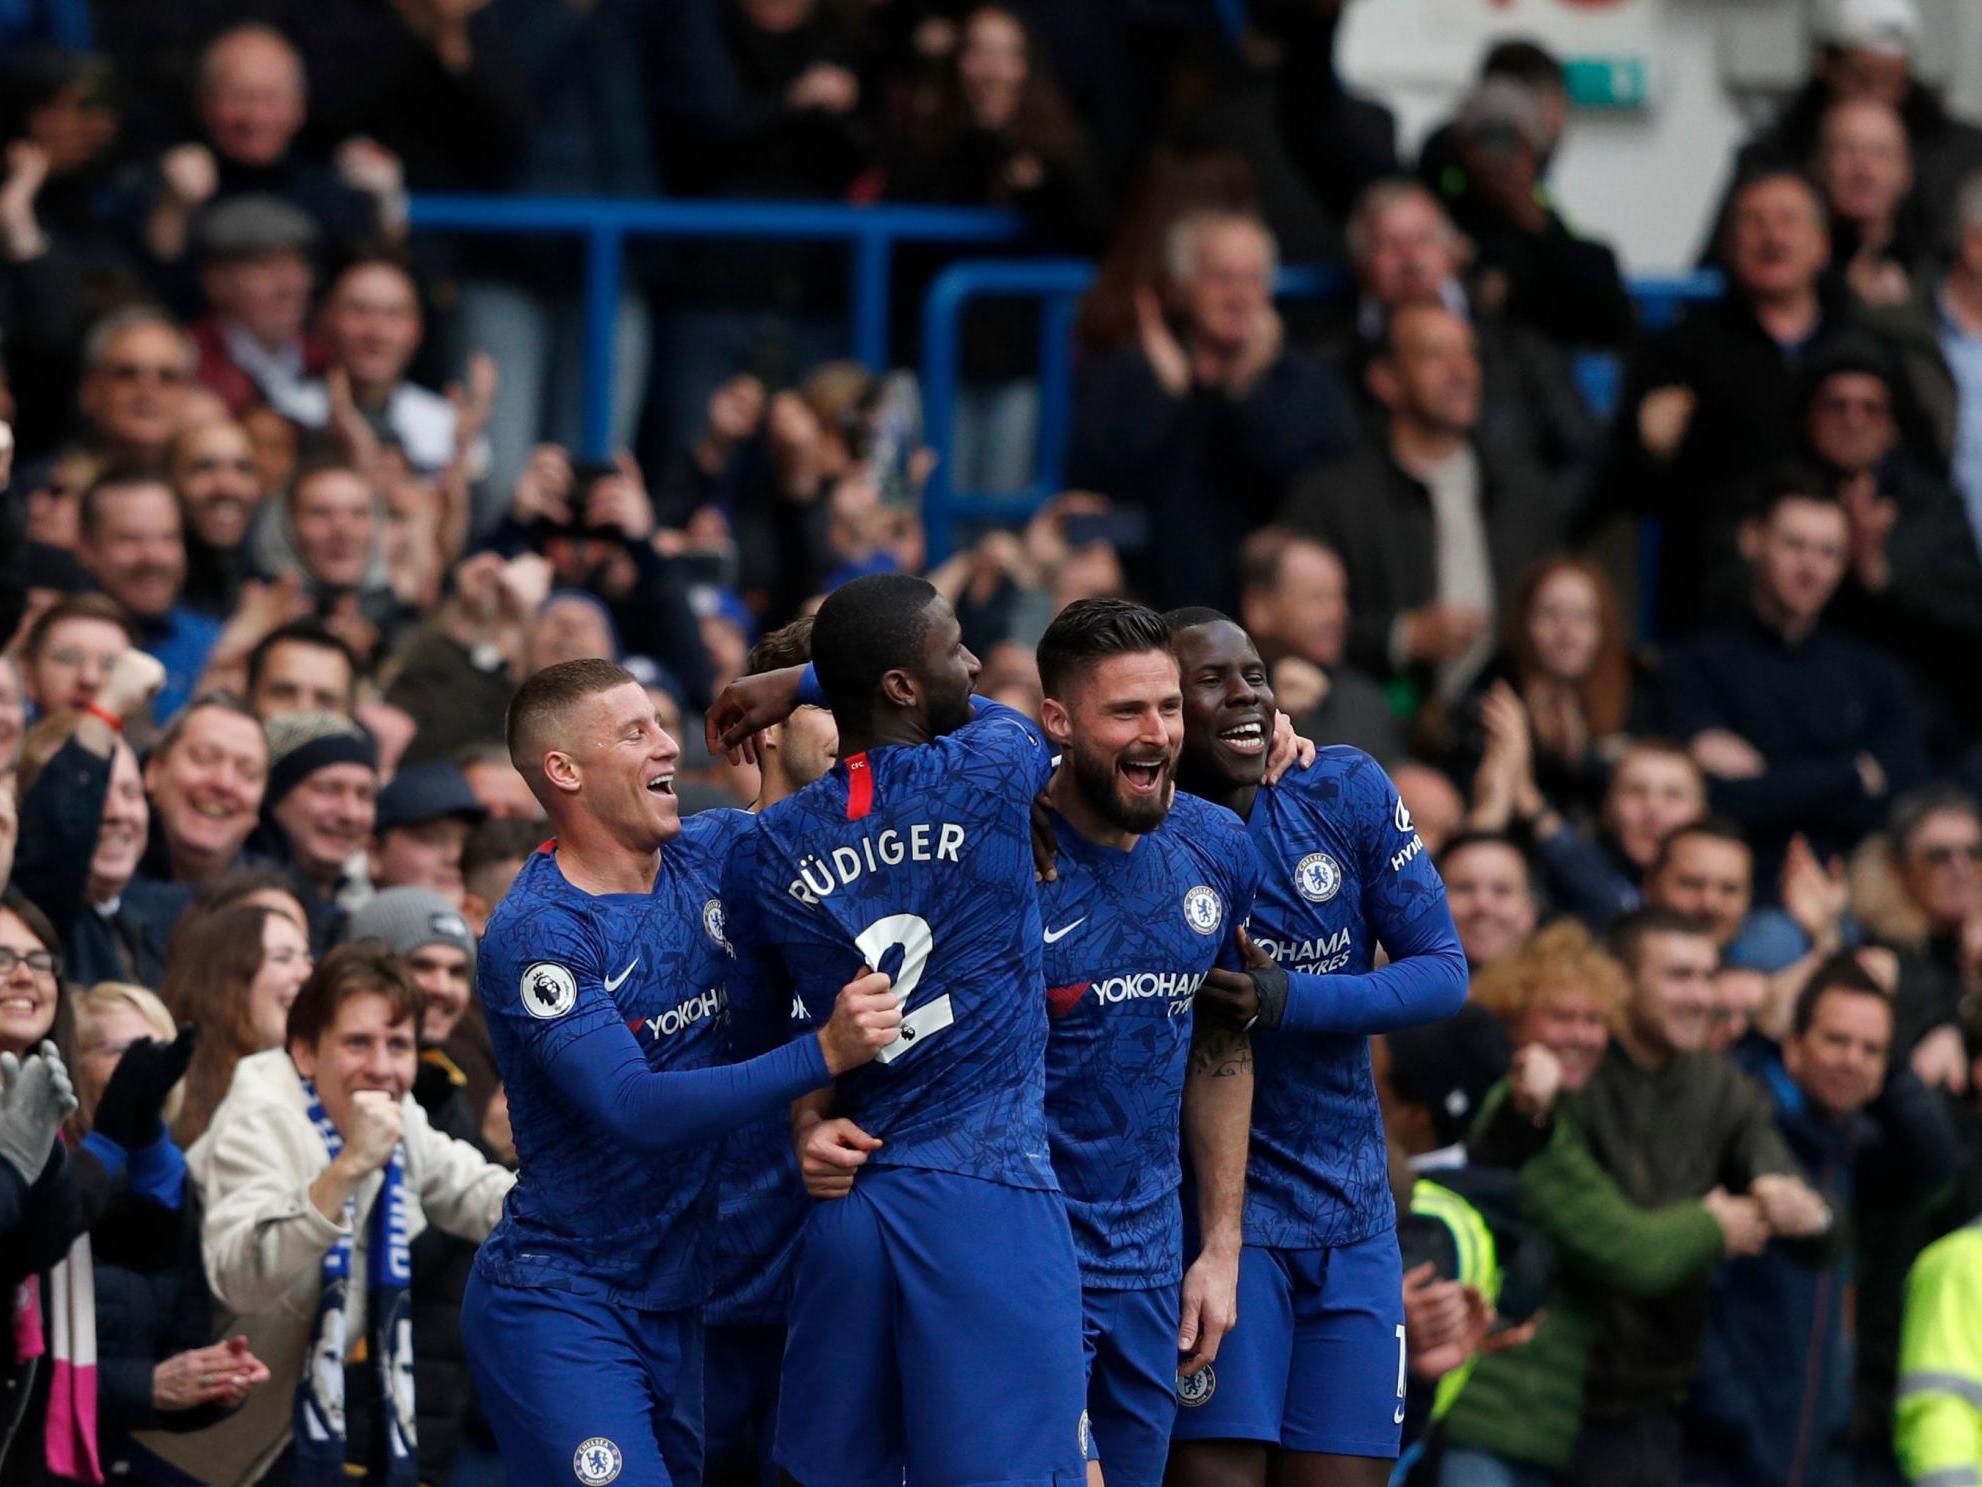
[91,1025,199,1151]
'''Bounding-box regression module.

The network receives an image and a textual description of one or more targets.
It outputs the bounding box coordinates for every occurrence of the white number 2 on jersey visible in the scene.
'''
[853,913,953,1064]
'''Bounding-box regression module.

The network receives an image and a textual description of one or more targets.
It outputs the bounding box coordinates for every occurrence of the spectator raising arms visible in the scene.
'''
[1071,208,1357,611]
[141,942,513,1486]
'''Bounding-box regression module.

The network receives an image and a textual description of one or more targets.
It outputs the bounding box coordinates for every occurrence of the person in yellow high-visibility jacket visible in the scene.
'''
[1895,1217,1982,1487]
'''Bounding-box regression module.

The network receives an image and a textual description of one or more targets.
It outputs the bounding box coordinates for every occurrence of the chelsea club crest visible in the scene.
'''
[573,1437,622,1485]
[1182,885,1223,936]
[1296,851,1343,903]
[703,899,732,954]
[1177,1365,1216,1407]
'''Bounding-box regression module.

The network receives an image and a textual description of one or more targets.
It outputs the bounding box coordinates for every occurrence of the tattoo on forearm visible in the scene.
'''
[1189,1025,1253,1078]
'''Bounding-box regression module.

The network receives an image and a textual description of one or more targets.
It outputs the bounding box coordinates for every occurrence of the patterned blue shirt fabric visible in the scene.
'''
[1241,747,1462,1250]
[474,809,749,1309]
[1040,792,1262,1289]
[724,699,1060,1191]
[699,807,811,1328]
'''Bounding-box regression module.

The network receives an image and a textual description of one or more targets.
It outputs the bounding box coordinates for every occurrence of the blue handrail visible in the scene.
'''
[406,195,1026,456]
[917,258,1345,561]
[405,193,1724,592]
[918,257,1723,563]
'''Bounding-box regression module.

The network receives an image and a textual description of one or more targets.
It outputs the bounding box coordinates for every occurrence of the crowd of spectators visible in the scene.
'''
[0,0,1979,1485]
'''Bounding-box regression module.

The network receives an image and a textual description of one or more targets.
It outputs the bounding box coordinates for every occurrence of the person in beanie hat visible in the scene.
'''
[250,710,377,952]
[348,886,477,1053]
[365,764,486,908]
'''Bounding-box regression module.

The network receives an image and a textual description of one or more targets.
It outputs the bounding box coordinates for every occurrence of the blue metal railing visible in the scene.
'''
[406,194,1723,572]
[917,256,1723,561]
[407,195,1026,456]
[917,259,1345,561]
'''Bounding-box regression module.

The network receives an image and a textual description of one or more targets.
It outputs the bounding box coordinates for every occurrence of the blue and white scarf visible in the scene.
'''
[293,1077,418,1487]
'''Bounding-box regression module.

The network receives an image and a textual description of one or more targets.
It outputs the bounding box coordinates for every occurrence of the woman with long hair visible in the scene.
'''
[72,982,271,1481]
[885,5,1111,494]
[0,893,209,1483]
[163,904,313,1147]
[1445,555,1639,822]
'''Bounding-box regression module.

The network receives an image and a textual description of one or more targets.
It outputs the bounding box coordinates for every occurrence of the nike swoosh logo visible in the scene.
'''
[1393,1404,1406,1425]
[604,959,639,992]
[1043,919,1085,945]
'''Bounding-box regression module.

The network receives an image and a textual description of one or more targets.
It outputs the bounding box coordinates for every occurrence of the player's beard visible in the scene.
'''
[926,685,976,740]
[1070,737,1173,837]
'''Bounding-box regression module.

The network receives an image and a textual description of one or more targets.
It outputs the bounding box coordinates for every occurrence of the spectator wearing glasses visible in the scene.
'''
[1795,343,1982,753]
[0,893,101,1486]
[1850,786,1982,1087]
[18,592,136,722]
[75,307,195,471]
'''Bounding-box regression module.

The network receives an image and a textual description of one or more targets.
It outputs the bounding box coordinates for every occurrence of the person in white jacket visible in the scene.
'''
[139,940,514,1487]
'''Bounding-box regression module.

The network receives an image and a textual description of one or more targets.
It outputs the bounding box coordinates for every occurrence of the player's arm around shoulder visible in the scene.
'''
[955,695,1056,794]
[402,1090,516,1244]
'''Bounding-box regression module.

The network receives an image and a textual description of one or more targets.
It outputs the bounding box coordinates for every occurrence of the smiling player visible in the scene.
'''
[1029,600,1261,1487]
[463,658,900,1487]
[1163,612,1468,1487]
[708,572,1088,1487]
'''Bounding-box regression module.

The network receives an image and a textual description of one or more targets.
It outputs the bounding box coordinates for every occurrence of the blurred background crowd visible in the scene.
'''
[0,0,1980,1484]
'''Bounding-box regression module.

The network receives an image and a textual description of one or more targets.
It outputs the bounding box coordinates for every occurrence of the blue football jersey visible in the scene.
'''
[1040,792,1262,1289]
[1242,747,1452,1249]
[702,809,810,1328]
[474,809,739,1307]
[725,699,1058,1190]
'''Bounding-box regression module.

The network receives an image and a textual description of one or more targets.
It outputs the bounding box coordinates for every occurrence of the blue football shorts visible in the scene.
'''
[1080,1282,1181,1487]
[1168,1230,1405,1458]
[463,1268,704,1487]
[776,1166,1089,1487]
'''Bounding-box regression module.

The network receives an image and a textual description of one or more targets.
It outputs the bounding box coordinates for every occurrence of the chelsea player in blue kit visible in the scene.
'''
[463,659,901,1487]
[708,573,1088,1487]
[1161,615,1468,1487]
[1030,601,1262,1487]
[702,619,841,1487]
